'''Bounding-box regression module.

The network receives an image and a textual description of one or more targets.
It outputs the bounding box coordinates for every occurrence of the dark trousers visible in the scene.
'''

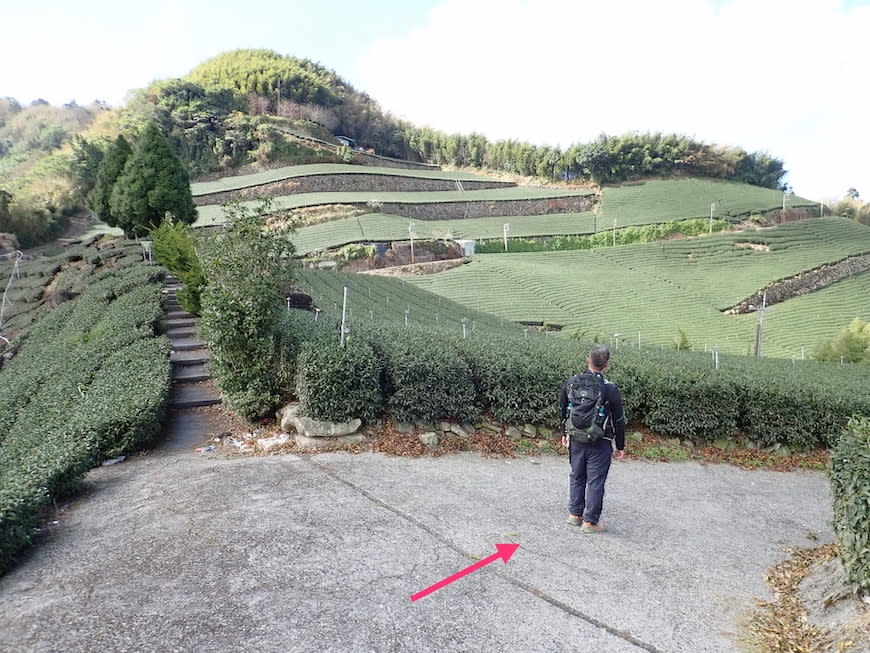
[568,437,613,524]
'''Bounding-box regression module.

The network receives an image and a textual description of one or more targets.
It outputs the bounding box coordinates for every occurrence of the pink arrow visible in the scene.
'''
[410,543,520,602]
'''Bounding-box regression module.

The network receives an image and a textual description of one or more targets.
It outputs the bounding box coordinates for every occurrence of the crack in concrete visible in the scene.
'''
[303,455,665,653]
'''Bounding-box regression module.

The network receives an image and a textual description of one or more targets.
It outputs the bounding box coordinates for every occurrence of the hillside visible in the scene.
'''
[403,217,870,358]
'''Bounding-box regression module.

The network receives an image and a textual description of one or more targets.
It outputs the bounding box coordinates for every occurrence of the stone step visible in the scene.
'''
[166,318,196,329]
[171,350,211,366]
[173,363,211,383]
[167,327,197,339]
[170,337,206,351]
[166,310,194,320]
[171,384,222,409]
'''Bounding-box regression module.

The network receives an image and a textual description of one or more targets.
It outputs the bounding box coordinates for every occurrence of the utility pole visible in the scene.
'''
[709,202,715,233]
[503,223,509,251]
[276,78,281,115]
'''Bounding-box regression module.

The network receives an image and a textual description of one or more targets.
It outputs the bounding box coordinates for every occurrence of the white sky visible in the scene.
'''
[2,0,868,201]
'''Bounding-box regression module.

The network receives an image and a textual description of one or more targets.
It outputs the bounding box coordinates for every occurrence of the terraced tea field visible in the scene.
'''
[193,186,594,226]
[291,212,596,255]
[191,163,507,196]
[404,217,870,358]
[598,178,815,224]
[281,179,815,255]
[296,268,522,338]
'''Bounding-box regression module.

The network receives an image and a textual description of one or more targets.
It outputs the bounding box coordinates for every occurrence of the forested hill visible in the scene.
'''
[0,47,845,247]
[167,49,790,188]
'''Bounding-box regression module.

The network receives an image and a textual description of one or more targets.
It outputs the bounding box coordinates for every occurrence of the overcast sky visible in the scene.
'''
[3,0,868,201]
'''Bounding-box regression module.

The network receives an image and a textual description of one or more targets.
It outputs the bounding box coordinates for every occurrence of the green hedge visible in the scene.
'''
[275,308,869,449]
[296,337,381,423]
[830,417,870,596]
[0,266,171,575]
[456,337,571,425]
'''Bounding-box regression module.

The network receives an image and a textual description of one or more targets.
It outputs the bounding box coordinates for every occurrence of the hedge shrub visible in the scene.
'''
[296,337,381,423]
[275,302,868,450]
[830,417,870,596]
[0,265,171,575]
[458,336,571,425]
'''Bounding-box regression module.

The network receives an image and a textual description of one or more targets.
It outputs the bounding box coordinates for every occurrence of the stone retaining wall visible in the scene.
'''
[194,175,513,206]
[725,253,870,314]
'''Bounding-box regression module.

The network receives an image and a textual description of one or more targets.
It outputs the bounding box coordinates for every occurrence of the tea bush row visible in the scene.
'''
[0,266,171,574]
[830,416,870,596]
[287,310,868,449]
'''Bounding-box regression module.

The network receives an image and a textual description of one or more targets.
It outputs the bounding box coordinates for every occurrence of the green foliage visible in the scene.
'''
[371,325,478,424]
[813,318,870,364]
[407,218,870,359]
[150,219,204,314]
[402,128,787,189]
[88,134,131,224]
[187,49,342,107]
[197,199,297,418]
[456,337,569,425]
[109,123,196,237]
[295,337,381,423]
[475,218,728,253]
[295,269,869,449]
[673,329,691,350]
[337,243,376,262]
[0,265,170,573]
[830,417,870,596]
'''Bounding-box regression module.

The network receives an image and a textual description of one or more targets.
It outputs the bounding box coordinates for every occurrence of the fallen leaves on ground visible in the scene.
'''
[747,544,840,653]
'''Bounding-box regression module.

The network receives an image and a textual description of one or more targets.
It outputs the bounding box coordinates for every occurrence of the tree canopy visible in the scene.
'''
[108,123,196,236]
[89,134,131,225]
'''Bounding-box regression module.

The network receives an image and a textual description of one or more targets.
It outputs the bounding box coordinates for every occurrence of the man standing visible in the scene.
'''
[560,344,626,533]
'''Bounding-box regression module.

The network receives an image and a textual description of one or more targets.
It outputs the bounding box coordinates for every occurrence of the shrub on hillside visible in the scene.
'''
[830,416,870,596]
[150,218,205,314]
[365,324,478,424]
[458,337,571,426]
[198,199,297,419]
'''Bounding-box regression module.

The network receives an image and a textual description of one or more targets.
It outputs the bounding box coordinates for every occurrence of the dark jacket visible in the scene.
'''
[559,370,626,451]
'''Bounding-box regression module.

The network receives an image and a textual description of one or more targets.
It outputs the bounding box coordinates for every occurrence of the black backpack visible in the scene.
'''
[564,372,607,443]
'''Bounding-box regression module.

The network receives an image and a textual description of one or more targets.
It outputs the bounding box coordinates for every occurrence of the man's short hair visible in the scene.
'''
[588,344,611,369]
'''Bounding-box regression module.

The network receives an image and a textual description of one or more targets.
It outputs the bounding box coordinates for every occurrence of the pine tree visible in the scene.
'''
[88,134,131,225]
[109,123,196,236]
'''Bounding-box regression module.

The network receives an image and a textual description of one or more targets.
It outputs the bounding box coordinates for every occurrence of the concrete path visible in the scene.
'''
[0,443,832,653]
[0,278,835,652]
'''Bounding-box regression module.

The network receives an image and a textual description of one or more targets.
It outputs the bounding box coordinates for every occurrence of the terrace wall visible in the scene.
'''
[376,195,595,220]
[194,175,514,206]
[726,253,870,314]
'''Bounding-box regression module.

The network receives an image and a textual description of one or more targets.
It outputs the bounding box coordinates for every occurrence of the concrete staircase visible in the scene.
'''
[164,279,221,411]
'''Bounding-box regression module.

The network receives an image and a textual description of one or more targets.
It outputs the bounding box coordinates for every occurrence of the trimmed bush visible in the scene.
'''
[458,336,571,425]
[830,417,870,596]
[296,338,381,423]
[370,325,478,424]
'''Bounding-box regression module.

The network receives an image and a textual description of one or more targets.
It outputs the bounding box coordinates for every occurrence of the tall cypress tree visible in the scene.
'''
[88,134,132,226]
[109,123,196,237]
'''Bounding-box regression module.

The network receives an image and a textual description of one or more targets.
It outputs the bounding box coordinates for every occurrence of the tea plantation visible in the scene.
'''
[0,240,171,573]
[406,217,870,358]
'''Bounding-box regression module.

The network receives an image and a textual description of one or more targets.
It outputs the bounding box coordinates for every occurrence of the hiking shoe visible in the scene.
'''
[581,521,605,533]
[566,515,583,527]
